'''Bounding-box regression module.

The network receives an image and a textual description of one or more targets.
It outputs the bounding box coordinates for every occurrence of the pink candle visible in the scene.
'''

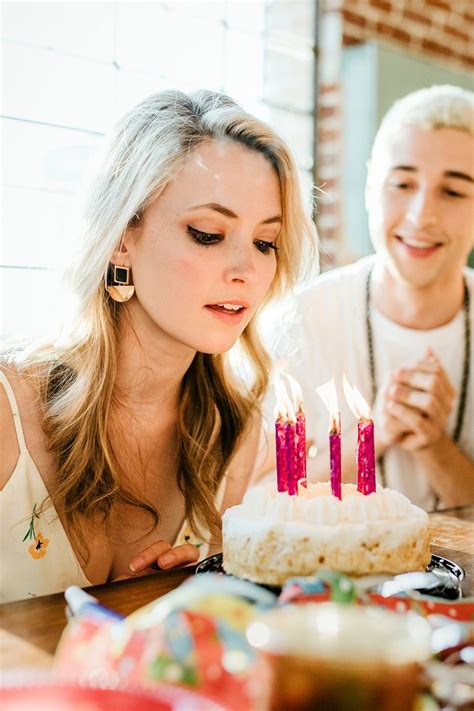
[285,419,299,496]
[274,372,307,496]
[316,378,341,500]
[343,376,376,497]
[296,405,307,484]
[357,417,376,495]
[329,414,342,500]
[275,414,288,493]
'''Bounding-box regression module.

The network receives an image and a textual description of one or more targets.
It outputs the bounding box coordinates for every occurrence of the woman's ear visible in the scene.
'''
[110,228,134,267]
[110,211,142,266]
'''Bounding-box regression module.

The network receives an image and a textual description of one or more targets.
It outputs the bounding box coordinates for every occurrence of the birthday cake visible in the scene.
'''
[222,481,431,586]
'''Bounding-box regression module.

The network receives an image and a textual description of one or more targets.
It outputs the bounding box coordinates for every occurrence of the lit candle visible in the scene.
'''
[357,418,375,496]
[296,405,307,482]
[274,375,294,493]
[273,372,307,495]
[316,379,341,499]
[285,416,299,496]
[284,373,307,486]
[275,413,288,493]
[343,376,376,495]
[329,414,342,500]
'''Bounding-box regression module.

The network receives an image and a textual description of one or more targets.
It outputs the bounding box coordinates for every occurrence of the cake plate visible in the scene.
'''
[195,553,465,600]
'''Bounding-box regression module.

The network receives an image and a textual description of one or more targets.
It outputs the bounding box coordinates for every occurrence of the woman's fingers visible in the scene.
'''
[129,541,172,572]
[129,541,199,573]
[157,543,200,569]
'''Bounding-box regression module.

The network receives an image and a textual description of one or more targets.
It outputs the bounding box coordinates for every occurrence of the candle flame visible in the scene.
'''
[316,378,339,430]
[282,372,303,411]
[342,374,371,419]
[273,372,296,421]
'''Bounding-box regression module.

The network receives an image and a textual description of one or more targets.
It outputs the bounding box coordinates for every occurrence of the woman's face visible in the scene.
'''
[122,139,281,355]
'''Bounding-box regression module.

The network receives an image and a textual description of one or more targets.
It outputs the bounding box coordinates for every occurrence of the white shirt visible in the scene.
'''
[265,255,474,510]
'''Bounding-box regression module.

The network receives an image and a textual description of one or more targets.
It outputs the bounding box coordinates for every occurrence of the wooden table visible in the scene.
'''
[1,506,473,662]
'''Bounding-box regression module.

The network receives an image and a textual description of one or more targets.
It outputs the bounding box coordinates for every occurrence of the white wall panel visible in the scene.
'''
[2,185,78,269]
[1,1,116,62]
[3,44,117,132]
[2,118,102,192]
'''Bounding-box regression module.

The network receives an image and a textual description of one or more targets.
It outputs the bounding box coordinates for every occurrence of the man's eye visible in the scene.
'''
[187,225,222,246]
[254,239,279,255]
[444,188,465,198]
[390,182,410,190]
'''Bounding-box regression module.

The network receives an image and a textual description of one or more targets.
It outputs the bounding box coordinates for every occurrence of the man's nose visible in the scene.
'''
[406,188,438,228]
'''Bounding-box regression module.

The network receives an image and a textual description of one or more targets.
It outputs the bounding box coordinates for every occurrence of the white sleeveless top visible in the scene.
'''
[0,371,224,603]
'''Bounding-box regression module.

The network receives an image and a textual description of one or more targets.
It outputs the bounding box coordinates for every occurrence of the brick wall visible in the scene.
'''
[343,0,473,67]
[316,0,474,266]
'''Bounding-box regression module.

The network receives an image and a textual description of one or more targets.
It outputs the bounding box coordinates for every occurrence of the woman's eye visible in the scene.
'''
[390,182,410,190]
[254,239,279,255]
[187,225,222,246]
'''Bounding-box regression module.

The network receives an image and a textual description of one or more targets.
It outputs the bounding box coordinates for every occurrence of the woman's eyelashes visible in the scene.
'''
[187,225,222,246]
[254,239,279,255]
[187,225,278,255]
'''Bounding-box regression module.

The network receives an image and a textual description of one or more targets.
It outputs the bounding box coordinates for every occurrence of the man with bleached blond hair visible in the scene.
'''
[278,85,474,510]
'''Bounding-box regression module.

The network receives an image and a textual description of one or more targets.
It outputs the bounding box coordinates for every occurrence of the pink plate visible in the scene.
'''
[0,680,228,711]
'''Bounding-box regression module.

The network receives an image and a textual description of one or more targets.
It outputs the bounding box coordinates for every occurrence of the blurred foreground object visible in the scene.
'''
[247,602,432,711]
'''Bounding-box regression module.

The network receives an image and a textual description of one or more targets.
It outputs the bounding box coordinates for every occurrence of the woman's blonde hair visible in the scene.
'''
[18,89,318,549]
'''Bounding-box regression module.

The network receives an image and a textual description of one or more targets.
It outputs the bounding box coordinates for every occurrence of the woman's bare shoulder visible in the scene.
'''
[0,363,24,489]
[0,361,44,411]
[0,362,46,490]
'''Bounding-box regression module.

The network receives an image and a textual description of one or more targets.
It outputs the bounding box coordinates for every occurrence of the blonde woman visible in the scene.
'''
[0,89,318,602]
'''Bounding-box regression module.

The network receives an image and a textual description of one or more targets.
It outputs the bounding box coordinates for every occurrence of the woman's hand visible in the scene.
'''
[129,540,200,574]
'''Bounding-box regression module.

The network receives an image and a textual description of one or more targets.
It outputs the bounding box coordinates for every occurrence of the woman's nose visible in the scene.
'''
[223,240,258,284]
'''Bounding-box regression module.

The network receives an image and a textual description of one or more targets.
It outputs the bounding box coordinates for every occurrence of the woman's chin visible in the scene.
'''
[199,342,238,356]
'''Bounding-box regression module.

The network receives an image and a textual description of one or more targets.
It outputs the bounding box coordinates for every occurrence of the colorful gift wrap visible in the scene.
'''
[54,571,474,711]
[278,570,474,622]
[55,575,275,710]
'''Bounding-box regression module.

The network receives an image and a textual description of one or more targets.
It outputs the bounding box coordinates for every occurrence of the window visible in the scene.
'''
[1,1,316,343]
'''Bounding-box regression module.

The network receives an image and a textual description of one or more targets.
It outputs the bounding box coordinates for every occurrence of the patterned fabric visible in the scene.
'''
[0,370,223,602]
[0,371,92,602]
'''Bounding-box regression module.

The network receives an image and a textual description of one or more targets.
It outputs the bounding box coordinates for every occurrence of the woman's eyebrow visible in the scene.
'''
[186,202,282,224]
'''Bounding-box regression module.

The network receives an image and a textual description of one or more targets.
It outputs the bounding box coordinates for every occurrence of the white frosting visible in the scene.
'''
[222,481,431,583]
[224,481,428,527]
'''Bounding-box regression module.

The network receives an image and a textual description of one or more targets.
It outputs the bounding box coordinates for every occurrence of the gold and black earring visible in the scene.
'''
[106,264,135,303]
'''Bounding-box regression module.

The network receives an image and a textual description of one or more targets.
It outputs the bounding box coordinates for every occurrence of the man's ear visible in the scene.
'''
[364,159,372,210]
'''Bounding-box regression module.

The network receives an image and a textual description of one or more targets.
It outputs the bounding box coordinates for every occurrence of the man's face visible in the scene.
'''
[366,125,474,289]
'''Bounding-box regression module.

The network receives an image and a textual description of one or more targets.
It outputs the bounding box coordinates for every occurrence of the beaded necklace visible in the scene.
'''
[365,266,471,507]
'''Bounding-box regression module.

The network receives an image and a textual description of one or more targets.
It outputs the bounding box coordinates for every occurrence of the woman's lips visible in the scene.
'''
[204,303,247,325]
[395,235,443,258]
